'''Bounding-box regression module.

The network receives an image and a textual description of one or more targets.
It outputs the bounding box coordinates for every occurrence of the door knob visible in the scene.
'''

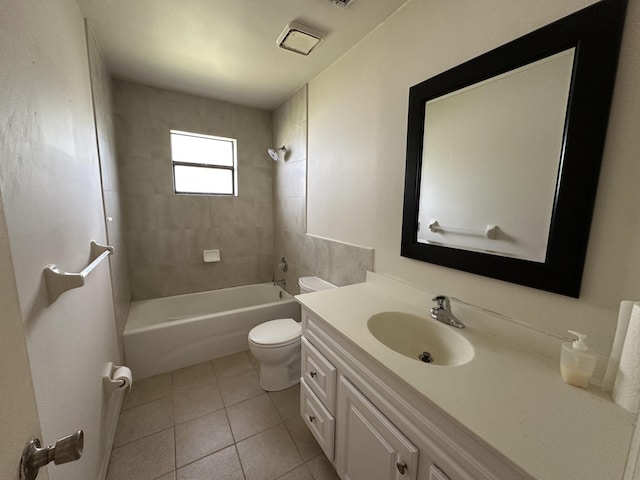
[20,430,83,480]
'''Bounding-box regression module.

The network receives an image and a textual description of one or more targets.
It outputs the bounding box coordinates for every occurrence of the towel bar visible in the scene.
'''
[44,241,114,304]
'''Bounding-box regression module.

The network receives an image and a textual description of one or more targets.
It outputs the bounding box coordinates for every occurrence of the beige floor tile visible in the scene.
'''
[236,424,303,480]
[107,429,175,480]
[172,362,216,390]
[219,369,264,406]
[227,394,282,441]
[177,445,245,480]
[277,465,312,480]
[305,454,339,480]
[284,416,321,461]
[213,351,255,378]
[114,397,174,447]
[123,373,172,409]
[175,409,234,467]
[269,384,300,421]
[173,381,224,424]
[248,351,260,370]
[157,472,176,480]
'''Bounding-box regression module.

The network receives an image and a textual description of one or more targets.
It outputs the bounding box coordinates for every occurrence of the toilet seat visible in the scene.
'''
[248,318,301,347]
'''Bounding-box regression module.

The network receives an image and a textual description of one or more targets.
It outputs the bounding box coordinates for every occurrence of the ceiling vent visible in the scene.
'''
[277,22,324,56]
[326,0,355,7]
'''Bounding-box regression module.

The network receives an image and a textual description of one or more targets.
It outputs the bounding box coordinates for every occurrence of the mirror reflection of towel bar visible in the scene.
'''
[427,220,498,239]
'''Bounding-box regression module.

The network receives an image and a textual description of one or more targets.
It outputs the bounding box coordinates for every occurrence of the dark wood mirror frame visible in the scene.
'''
[401,0,627,297]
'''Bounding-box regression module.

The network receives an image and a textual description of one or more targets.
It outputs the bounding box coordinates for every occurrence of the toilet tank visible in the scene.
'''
[298,276,336,294]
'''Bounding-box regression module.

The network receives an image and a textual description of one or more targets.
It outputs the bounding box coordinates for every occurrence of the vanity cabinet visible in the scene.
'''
[300,307,530,480]
[336,376,419,480]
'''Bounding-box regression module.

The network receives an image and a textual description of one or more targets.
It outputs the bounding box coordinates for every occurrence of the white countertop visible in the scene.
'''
[296,274,636,480]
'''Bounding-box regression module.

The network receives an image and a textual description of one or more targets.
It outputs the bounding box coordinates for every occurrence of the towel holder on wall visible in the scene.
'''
[44,241,114,304]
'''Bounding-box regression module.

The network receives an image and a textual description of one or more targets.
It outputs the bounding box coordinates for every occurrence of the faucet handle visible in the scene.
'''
[432,295,449,309]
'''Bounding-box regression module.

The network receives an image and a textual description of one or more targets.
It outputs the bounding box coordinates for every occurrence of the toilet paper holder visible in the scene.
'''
[102,362,132,395]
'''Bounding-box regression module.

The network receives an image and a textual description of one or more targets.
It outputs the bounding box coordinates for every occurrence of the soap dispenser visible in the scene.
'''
[560,330,597,388]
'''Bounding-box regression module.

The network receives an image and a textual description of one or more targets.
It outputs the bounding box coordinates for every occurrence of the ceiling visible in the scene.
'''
[76,0,408,110]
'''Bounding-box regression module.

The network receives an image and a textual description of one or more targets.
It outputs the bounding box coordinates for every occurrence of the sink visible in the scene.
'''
[367,311,474,367]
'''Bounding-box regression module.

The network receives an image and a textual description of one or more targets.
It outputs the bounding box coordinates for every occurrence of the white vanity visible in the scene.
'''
[295,273,635,480]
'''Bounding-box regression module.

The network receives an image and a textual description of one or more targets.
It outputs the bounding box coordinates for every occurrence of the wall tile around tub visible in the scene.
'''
[152,157,174,195]
[184,228,221,265]
[128,264,166,300]
[283,160,306,199]
[256,227,273,256]
[125,230,160,268]
[239,165,273,200]
[288,121,307,164]
[216,226,259,259]
[154,194,211,230]
[123,194,156,231]
[119,167,155,197]
[116,80,273,299]
[181,263,228,293]
[155,229,188,266]
[297,233,317,274]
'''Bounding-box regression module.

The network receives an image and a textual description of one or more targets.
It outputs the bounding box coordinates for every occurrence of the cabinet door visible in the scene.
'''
[336,377,419,480]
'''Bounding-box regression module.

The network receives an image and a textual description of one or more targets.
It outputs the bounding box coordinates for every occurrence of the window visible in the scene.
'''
[170,130,237,195]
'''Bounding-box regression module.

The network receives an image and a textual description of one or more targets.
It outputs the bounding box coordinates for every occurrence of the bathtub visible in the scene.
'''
[123,283,301,379]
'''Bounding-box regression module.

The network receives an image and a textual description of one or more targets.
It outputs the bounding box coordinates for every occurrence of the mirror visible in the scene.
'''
[401,0,627,297]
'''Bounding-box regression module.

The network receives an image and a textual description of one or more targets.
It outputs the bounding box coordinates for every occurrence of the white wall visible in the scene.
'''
[0,1,121,479]
[307,0,640,357]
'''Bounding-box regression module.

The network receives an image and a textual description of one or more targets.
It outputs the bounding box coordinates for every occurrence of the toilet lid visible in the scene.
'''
[249,318,301,346]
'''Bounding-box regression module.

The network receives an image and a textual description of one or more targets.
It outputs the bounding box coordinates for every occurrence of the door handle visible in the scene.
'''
[20,430,83,480]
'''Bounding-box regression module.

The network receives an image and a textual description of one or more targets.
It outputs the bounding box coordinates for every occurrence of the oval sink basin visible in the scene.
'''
[367,312,474,367]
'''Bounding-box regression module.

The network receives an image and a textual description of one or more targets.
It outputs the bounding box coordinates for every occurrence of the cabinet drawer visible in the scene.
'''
[301,336,337,413]
[301,379,335,461]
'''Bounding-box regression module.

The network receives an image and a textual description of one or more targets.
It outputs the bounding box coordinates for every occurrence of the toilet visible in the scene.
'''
[248,276,336,391]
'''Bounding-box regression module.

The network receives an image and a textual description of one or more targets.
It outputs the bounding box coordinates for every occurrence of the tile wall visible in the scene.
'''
[87,28,131,338]
[272,86,374,293]
[113,80,274,300]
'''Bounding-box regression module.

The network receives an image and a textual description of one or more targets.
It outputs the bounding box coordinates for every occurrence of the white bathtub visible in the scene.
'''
[123,283,301,379]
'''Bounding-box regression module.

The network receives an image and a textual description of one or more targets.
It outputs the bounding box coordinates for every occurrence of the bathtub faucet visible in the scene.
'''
[274,279,286,288]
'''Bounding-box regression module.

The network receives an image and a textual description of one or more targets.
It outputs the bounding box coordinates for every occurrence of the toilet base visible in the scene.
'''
[258,355,301,391]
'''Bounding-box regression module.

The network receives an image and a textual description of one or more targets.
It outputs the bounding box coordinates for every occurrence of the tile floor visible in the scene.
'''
[106,351,339,480]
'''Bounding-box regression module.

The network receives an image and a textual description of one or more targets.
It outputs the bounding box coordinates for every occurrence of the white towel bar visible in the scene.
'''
[44,241,114,304]
[427,220,498,239]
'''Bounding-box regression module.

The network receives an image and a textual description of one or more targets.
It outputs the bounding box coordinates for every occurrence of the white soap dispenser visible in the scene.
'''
[560,330,597,388]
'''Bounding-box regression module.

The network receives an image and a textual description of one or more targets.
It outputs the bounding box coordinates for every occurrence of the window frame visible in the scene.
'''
[170,129,238,196]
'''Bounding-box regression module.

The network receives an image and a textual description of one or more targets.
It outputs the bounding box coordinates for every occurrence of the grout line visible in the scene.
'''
[234,443,248,480]
[111,425,175,450]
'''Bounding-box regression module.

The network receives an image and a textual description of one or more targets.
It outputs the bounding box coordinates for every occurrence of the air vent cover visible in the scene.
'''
[277,22,324,56]
[327,0,355,7]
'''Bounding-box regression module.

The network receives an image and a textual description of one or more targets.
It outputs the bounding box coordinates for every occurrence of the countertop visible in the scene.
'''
[296,273,636,480]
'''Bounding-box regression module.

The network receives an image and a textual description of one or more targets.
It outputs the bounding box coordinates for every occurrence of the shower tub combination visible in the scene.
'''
[123,283,300,379]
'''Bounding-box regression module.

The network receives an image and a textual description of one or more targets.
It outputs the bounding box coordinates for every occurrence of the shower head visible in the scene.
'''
[268,146,287,161]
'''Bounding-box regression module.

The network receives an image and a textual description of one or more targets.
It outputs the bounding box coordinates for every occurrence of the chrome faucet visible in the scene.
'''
[273,278,286,288]
[430,295,465,329]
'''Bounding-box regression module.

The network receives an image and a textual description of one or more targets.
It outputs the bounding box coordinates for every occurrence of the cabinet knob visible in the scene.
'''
[396,461,408,475]
[308,415,316,423]
[310,371,317,378]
